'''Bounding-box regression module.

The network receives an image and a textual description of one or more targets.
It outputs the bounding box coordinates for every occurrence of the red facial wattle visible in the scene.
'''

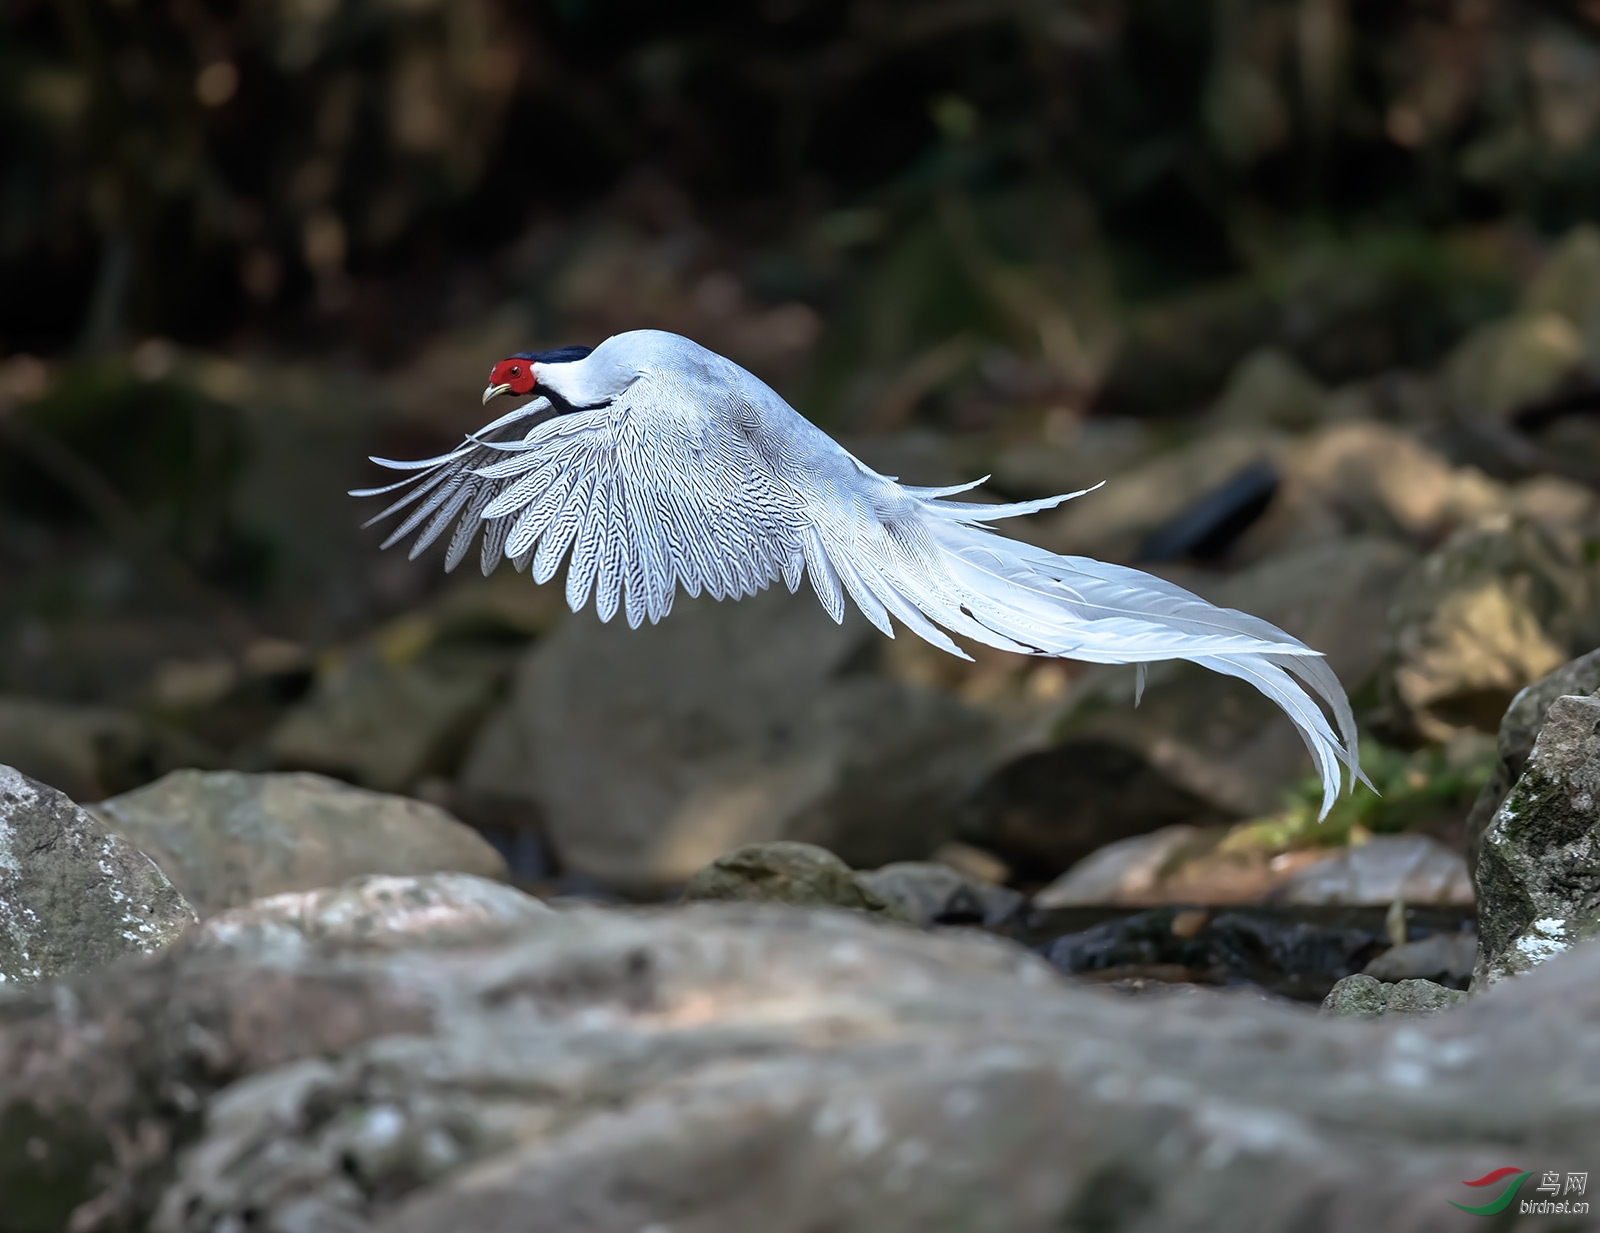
[488,358,537,396]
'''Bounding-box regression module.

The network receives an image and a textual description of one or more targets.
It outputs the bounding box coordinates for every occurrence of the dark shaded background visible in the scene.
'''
[1,0,1599,867]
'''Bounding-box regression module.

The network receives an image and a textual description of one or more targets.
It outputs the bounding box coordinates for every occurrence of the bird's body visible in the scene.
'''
[356,329,1366,814]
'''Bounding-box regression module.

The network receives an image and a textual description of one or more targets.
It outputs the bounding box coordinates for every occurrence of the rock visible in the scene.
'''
[1029,429,1285,563]
[0,696,207,803]
[0,764,195,986]
[1384,977,1470,1014]
[1474,693,1600,988]
[856,861,1023,927]
[1375,515,1600,744]
[1239,421,1505,559]
[961,744,1225,883]
[681,841,900,918]
[1031,826,1201,908]
[1521,224,1600,350]
[462,587,1003,891]
[1041,537,1414,821]
[1443,310,1584,419]
[1506,473,1600,531]
[927,840,1010,885]
[1321,973,1466,1018]
[1038,905,1394,1001]
[1210,346,1329,430]
[195,874,552,962]
[4,903,1598,1231]
[1464,647,1600,875]
[1319,972,1388,1018]
[1268,835,1475,906]
[92,770,508,915]
[1362,933,1478,987]
[269,645,505,793]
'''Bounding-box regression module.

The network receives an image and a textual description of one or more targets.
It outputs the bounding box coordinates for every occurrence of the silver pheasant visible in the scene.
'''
[354,329,1366,815]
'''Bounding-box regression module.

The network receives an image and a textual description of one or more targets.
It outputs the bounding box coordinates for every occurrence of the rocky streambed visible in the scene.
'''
[1,637,1599,1230]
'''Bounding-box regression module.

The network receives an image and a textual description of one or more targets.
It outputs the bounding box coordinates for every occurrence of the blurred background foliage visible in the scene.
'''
[6,0,1600,397]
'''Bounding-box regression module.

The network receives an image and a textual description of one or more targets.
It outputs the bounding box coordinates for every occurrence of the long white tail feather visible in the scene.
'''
[811,505,1363,819]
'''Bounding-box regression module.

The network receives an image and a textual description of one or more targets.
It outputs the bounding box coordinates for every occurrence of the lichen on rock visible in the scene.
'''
[0,763,196,987]
[1473,693,1600,988]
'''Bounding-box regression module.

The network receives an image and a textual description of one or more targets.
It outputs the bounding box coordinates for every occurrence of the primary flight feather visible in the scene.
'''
[354,328,1367,816]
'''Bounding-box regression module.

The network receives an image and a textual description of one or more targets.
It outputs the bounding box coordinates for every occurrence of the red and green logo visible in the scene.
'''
[1450,1167,1532,1216]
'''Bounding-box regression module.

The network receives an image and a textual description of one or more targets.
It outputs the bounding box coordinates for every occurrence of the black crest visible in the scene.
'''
[511,345,593,364]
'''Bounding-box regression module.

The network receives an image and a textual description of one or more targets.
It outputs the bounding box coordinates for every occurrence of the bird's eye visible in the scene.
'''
[510,365,521,377]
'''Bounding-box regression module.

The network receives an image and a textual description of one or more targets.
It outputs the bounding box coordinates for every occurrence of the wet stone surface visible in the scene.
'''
[1012,904,1477,1002]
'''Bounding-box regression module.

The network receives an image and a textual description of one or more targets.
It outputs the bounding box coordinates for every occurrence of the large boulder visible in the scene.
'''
[1474,693,1600,988]
[1463,647,1600,876]
[0,764,195,986]
[461,587,1003,891]
[3,903,1599,1232]
[1375,515,1600,744]
[92,770,508,915]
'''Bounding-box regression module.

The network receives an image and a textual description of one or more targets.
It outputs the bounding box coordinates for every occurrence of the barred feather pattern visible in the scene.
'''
[355,329,1366,816]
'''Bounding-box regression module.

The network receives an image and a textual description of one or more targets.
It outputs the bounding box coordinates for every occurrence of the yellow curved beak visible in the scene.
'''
[482,382,513,406]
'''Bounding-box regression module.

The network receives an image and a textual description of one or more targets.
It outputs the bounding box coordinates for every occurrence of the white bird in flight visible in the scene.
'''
[354,329,1366,815]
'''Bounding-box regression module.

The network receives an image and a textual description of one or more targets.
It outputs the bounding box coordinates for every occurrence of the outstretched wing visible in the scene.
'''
[354,395,811,629]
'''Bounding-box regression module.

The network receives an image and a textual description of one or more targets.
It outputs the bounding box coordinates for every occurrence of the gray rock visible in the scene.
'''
[1210,346,1329,431]
[93,770,508,916]
[1320,973,1467,1018]
[0,764,195,986]
[856,861,1023,927]
[195,873,552,962]
[1443,310,1584,419]
[1376,515,1600,744]
[462,587,1002,891]
[1362,933,1478,986]
[682,841,902,918]
[269,647,505,793]
[1268,834,1474,906]
[1384,977,1470,1015]
[1464,646,1600,876]
[4,904,1599,1232]
[1031,826,1200,908]
[1474,693,1600,988]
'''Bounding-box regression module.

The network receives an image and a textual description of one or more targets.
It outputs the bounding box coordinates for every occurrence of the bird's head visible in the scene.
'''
[482,345,595,406]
